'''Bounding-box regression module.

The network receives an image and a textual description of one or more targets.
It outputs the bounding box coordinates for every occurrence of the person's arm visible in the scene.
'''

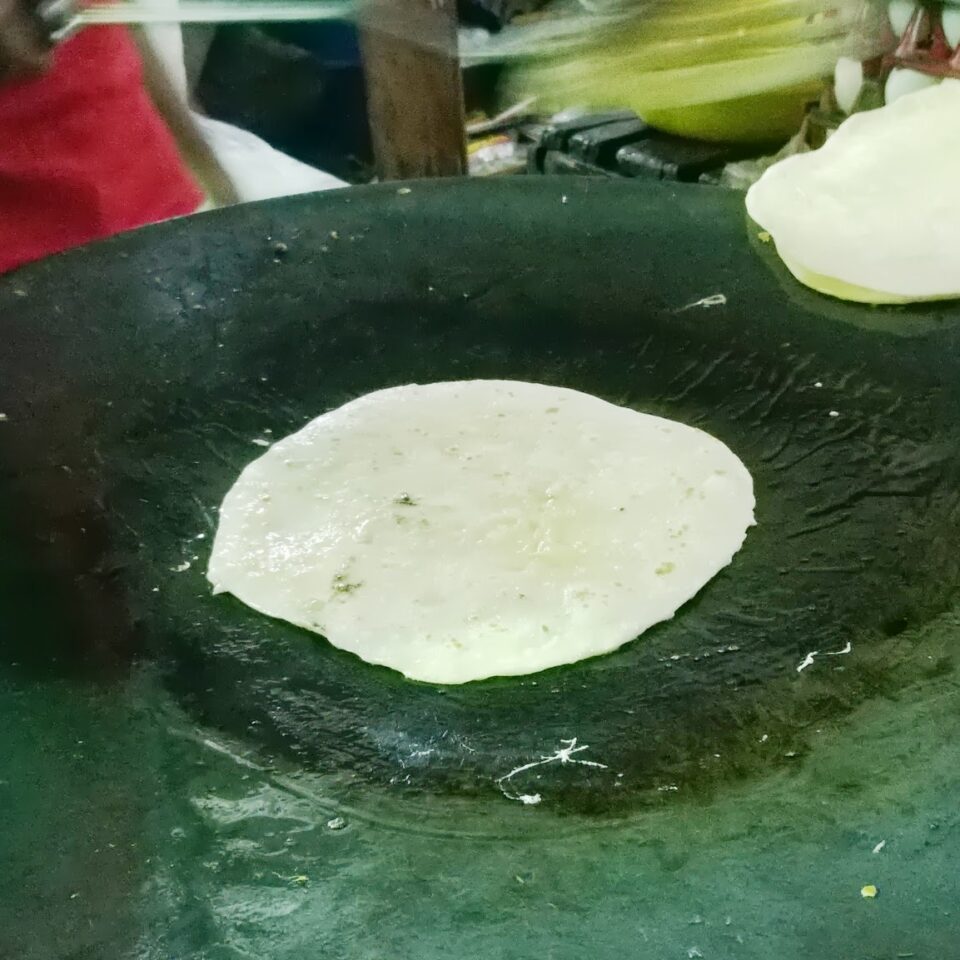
[132,28,241,206]
[0,0,50,80]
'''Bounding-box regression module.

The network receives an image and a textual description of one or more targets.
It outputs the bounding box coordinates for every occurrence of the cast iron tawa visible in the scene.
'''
[2,177,959,814]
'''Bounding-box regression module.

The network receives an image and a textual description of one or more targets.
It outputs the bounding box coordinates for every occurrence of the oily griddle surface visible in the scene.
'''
[2,177,960,813]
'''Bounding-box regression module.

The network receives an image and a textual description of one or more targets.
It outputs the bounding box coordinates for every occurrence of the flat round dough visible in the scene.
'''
[208,381,755,684]
[745,80,960,303]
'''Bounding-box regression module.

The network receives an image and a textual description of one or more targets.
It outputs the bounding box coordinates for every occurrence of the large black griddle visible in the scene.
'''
[2,177,960,814]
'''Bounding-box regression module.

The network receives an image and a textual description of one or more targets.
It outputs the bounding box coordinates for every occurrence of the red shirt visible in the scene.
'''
[0,26,203,274]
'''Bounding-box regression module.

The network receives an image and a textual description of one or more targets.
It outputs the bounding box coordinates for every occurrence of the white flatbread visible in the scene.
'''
[208,381,755,684]
[745,80,960,303]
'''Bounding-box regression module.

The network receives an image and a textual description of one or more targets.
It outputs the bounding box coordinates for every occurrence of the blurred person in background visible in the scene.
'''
[0,0,208,274]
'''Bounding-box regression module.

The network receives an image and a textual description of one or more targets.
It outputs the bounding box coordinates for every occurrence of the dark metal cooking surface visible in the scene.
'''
[2,177,959,815]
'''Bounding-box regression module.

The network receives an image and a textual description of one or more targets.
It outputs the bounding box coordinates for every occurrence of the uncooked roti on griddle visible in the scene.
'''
[208,381,755,683]
[746,80,960,304]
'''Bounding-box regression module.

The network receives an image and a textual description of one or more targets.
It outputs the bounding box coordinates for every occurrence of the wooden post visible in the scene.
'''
[359,0,467,180]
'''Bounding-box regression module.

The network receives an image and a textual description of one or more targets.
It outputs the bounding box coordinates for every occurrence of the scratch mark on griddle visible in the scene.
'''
[785,512,851,540]
[758,422,796,463]
[192,494,215,531]
[667,351,733,404]
[775,421,864,471]
[751,356,814,424]
[805,481,932,519]
[666,358,702,388]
